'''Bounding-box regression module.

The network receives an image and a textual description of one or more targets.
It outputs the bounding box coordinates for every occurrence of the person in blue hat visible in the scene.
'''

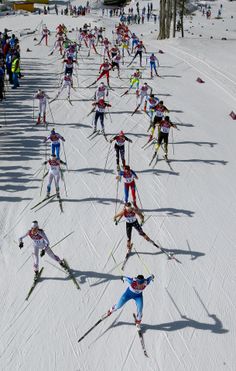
[107,274,154,326]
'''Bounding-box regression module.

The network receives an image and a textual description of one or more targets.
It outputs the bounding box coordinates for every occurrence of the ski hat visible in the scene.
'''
[31,220,39,229]
[119,130,124,136]
[124,165,130,171]
[151,53,154,56]
[51,128,55,134]
[125,202,132,207]
[165,115,170,121]
[136,275,145,284]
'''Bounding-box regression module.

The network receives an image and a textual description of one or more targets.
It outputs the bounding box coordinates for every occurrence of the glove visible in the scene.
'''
[151,274,155,281]
[40,249,45,257]
[19,241,24,249]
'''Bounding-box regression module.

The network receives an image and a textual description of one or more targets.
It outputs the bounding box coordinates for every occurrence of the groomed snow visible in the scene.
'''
[0,0,236,370]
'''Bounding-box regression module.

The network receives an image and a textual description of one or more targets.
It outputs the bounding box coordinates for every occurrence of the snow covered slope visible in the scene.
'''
[0,1,236,370]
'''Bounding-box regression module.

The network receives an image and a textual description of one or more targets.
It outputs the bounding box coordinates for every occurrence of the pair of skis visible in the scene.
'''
[151,241,181,263]
[87,130,108,142]
[121,243,133,271]
[77,312,148,356]
[25,259,80,300]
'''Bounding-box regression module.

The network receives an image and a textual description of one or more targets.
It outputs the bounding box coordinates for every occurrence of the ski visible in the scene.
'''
[131,104,140,116]
[152,241,181,263]
[163,155,174,171]
[58,196,63,212]
[121,244,133,271]
[142,138,154,149]
[102,132,109,142]
[120,90,129,97]
[67,97,73,106]
[31,194,57,210]
[78,313,109,343]
[149,152,157,166]
[62,259,80,289]
[25,267,44,301]
[133,313,148,357]
[89,130,100,140]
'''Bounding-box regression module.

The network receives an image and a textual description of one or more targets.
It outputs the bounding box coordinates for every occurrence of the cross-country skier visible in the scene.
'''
[63,56,77,76]
[117,165,138,208]
[110,131,132,171]
[144,94,159,122]
[132,82,152,115]
[111,52,122,78]
[147,53,160,78]
[87,32,98,56]
[89,59,112,88]
[94,82,108,100]
[121,69,142,97]
[43,154,64,198]
[102,37,111,59]
[147,100,169,140]
[150,116,177,161]
[19,221,67,280]
[55,73,73,100]
[34,89,50,125]
[91,98,111,134]
[38,25,50,46]
[44,128,65,160]
[128,40,147,67]
[107,274,154,326]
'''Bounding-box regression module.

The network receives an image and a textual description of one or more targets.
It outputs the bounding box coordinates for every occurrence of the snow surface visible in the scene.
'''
[1,0,236,370]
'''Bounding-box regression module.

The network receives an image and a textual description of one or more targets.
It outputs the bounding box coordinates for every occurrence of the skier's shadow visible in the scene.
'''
[138,248,205,261]
[112,314,228,334]
[141,207,195,217]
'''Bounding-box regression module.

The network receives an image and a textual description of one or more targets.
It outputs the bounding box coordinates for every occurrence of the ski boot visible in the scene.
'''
[147,134,153,143]
[36,115,41,125]
[43,114,46,124]
[135,318,141,329]
[117,164,120,172]
[107,305,115,316]
[46,191,50,198]
[60,259,68,271]
[56,188,60,199]
[164,153,168,161]
[34,270,39,282]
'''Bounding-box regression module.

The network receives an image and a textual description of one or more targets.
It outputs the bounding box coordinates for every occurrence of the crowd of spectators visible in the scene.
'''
[102,2,157,25]
[0,28,22,101]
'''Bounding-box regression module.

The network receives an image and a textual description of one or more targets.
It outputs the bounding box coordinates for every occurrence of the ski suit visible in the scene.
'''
[111,276,153,321]
[45,132,65,159]
[46,158,61,194]
[119,169,137,207]
[111,134,131,167]
[34,92,49,122]
[19,229,61,272]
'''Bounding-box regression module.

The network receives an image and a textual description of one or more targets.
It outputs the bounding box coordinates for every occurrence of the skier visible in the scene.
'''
[34,89,50,125]
[114,202,155,251]
[148,100,169,137]
[87,32,98,56]
[117,165,138,208]
[132,82,152,115]
[144,94,159,121]
[147,53,160,78]
[110,131,132,171]
[38,25,50,46]
[55,73,73,100]
[122,69,142,97]
[150,116,177,161]
[89,59,112,87]
[102,37,111,59]
[128,40,147,67]
[107,274,154,326]
[91,98,111,134]
[44,154,64,198]
[111,52,122,78]
[44,128,65,160]
[63,56,77,76]
[94,82,108,100]
[19,221,67,280]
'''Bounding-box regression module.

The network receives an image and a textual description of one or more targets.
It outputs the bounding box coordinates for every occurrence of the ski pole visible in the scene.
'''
[171,127,174,155]
[133,246,152,275]
[127,141,130,165]
[60,168,68,197]
[114,179,120,215]
[62,141,69,171]
[107,107,112,123]
[47,100,55,124]
[51,231,74,249]
[32,98,35,123]
[78,313,109,343]
[135,184,144,210]
[40,143,48,196]
[104,141,112,172]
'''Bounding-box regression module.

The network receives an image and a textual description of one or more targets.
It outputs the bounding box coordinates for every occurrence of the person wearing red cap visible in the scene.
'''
[91,98,111,134]
[116,165,138,208]
[110,131,132,171]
